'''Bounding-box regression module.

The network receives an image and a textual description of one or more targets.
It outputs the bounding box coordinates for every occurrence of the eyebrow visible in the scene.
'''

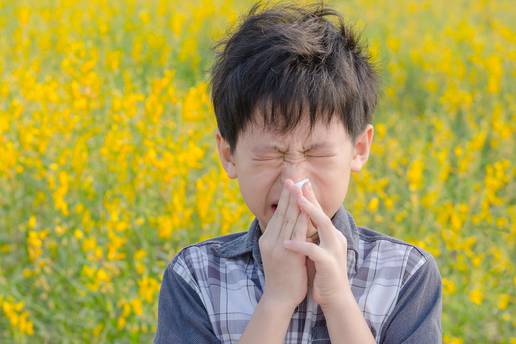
[251,142,332,153]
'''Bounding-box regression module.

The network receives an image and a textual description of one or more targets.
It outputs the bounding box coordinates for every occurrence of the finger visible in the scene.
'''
[300,181,323,234]
[303,182,321,239]
[296,192,335,245]
[275,179,291,217]
[283,239,325,263]
[291,210,308,241]
[301,180,322,210]
[269,179,292,240]
[280,180,301,241]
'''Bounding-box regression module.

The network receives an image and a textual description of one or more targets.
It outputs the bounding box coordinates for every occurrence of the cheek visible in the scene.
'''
[236,171,275,211]
[311,166,350,209]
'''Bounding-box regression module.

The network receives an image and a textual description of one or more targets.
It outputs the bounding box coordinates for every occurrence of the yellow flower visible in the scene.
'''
[0,297,34,335]
[74,229,83,240]
[82,237,97,252]
[407,159,424,192]
[157,215,174,240]
[28,216,37,229]
[181,82,210,122]
[138,276,161,303]
[22,268,33,278]
[131,298,143,316]
[117,317,126,330]
[442,278,456,295]
[93,324,103,337]
[368,198,379,213]
[395,211,407,223]
[54,225,67,236]
[497,294,510,310]
[27,230,48,262]
[443,335,463,344]
[135,249,146,260]
[383,196,394,210]
[468,288,484,305]
[471,255,482,267]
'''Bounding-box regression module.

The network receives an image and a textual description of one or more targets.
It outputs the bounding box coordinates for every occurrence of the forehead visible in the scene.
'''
[245,115,345,140]
[244,113,347,150]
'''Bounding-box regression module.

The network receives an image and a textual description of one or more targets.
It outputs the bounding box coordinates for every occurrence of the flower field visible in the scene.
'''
[0,0,514,342]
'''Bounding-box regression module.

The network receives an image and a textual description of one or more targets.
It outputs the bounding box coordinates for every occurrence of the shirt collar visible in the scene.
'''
[217,204,359,275]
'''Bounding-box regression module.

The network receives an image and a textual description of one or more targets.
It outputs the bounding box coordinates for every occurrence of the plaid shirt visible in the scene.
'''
[154,205,442,343]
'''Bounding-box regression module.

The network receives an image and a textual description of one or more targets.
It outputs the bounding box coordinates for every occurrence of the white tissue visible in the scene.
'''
[295,178,310,189]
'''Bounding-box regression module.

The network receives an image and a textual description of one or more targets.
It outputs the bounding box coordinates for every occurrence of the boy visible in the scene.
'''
[154,2,442,343]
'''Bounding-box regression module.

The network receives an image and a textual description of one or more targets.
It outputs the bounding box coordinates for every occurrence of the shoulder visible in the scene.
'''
[358,228,444,343]
[351,226,442,340]
[356,226,441,287]
[167,231,248,284]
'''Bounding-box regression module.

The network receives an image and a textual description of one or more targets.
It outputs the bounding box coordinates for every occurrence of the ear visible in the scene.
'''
[215,129,238,179]
[350,124,374,172]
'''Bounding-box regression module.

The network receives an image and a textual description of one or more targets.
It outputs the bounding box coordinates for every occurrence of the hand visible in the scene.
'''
[282,180,351,309]
[259,179,310,310]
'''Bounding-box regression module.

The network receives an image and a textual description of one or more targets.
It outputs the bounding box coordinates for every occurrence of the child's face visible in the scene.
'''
[216,112,373,240]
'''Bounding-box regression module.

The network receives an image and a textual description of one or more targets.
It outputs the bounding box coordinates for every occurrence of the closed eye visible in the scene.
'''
[252,155,336,161]
[252,157,280,161]
[307,154,336,158]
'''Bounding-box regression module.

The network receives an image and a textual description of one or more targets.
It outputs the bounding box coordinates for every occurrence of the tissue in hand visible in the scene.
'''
[295,178,309,189]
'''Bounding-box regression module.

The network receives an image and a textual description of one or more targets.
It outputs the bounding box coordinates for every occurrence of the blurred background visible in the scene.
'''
[0,0,514,342]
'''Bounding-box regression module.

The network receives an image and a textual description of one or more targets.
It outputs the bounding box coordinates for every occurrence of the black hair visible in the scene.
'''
[210,1,380,155]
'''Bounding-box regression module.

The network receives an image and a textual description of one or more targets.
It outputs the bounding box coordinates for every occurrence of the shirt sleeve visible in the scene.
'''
[379,253,443,344]
[153,255,221,344]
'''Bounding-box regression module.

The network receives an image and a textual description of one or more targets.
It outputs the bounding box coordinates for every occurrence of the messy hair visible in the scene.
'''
[210,1,380,155]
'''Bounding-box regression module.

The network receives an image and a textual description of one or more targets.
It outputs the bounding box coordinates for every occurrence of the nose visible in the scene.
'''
[280,155,308,186]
